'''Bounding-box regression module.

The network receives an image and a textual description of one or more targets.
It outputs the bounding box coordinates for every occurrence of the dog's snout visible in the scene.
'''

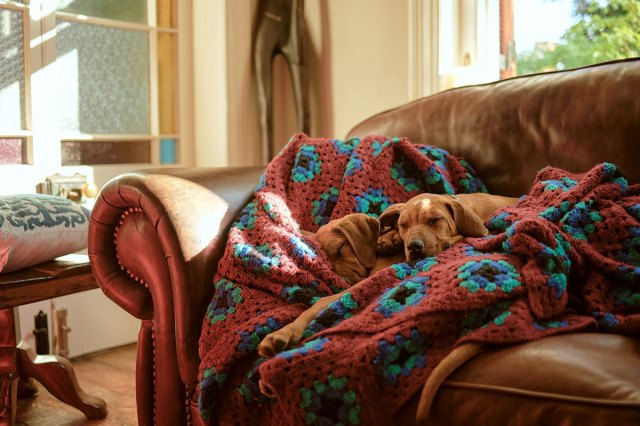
[408,239,424,254]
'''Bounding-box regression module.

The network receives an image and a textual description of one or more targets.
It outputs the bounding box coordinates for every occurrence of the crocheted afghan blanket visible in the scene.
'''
[197,133,640,425]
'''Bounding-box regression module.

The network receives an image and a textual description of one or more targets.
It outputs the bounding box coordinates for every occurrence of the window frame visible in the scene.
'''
[0,1,34,164]
[0,0,181,189]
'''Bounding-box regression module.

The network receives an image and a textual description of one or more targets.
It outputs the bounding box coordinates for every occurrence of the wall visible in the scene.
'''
[193,0,439,168]
[306,0,413,140]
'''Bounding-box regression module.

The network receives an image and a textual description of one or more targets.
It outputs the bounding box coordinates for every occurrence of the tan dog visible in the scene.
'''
[379,193,519,263]
[258,214,403,363]
[300,213,380,285]
[258,194,518,360]
[257,194,518,396]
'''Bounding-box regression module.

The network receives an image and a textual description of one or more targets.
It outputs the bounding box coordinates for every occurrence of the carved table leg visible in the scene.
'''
[16,341,107,419]
[0,309,18,426]
[0,373,18,426]
[16,377,37,398]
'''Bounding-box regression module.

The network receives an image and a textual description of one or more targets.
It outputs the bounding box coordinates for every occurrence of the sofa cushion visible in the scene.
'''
[0,194,90,273]
[424,333,640,425]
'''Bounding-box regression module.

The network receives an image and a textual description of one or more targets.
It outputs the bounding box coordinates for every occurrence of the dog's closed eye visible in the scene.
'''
[426,217,443,226]
[336,242,348,256]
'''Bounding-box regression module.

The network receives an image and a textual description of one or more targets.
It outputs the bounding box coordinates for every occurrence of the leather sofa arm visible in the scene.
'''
[88,166,263,385]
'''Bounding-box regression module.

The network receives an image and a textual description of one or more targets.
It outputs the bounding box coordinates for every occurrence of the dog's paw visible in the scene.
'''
[257,325,304,358]
[377,228,403,256]
[257,334,289,358]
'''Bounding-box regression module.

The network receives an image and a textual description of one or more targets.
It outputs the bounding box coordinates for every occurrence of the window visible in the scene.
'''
[510,0,640,77]
[0,2,29,165]
[433,0,639,90]
[0,0,179,193]
[437,0,500,90]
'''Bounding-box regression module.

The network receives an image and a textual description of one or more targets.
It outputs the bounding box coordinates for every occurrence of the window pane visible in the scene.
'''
[513,0,640,76]
[56,0,147,24]
[0,8,25,130]
[160,138,176,164]
[61,140,150,165]
[157,0,175,28]
[56,19,150,134]
[0,137,25,164]
[158,32,176,134]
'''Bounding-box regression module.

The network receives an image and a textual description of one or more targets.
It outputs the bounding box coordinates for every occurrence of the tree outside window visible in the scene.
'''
[516,0,640,75]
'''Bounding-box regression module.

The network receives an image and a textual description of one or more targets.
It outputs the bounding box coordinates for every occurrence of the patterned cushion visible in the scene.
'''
[0,194,90,273]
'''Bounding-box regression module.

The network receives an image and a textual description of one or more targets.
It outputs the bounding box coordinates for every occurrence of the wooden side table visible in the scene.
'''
[0,254,107,425]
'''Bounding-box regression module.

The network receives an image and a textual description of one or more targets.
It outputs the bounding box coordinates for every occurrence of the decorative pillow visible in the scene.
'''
[0,194,90,273]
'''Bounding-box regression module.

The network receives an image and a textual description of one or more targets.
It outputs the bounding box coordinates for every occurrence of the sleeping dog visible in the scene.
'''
[299,213,404,285]
[258,214,401,361]
[300,213,380,285]
[257,193,519,361]
[378,193,519,263]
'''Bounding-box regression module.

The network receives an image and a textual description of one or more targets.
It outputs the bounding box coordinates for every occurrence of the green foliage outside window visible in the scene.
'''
[516,0,640,75]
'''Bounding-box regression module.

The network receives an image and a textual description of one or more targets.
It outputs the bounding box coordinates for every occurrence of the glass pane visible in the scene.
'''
[160,138,176,164]
[61,140,151,165]
[0,137,25,164]
[513,0,640,77]
[158,32,176,134]
[0,8,25,130]
[56,0,147,24]
[157,0,175,28]
[56,19,150,134]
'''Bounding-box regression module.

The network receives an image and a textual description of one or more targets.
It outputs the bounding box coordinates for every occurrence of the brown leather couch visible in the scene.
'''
[88,58,640,425]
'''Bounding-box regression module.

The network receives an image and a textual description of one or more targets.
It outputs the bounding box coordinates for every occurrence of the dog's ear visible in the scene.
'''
[445,200,489,237]
[379,203,404,231]
[319,235,345,260]
[335,213,380,269]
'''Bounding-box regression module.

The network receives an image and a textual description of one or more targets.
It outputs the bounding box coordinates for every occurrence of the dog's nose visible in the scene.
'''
[408,239,424,254]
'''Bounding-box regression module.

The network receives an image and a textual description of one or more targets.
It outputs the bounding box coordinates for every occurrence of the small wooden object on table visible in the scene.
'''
[0,254,107,425]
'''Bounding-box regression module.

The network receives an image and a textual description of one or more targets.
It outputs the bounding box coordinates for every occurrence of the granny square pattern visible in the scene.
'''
[197,134,640,425]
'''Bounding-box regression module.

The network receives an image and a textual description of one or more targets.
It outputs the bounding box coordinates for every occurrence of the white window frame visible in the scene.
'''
[439,0,499,90]
[0,0,186,194]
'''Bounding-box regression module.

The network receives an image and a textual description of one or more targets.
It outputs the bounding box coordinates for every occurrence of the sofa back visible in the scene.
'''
[346,58,640,197]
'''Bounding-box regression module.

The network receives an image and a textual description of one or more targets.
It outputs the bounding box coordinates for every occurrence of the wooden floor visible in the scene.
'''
[16,344,138,426]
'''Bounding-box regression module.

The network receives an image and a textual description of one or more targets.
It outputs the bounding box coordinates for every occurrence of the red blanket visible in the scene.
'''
[198,134,640,425]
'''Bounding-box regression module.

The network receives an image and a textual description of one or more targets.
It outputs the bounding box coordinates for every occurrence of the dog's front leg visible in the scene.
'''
[443,235,464,250]
[377,228,403,256]
[258,292,343,358]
